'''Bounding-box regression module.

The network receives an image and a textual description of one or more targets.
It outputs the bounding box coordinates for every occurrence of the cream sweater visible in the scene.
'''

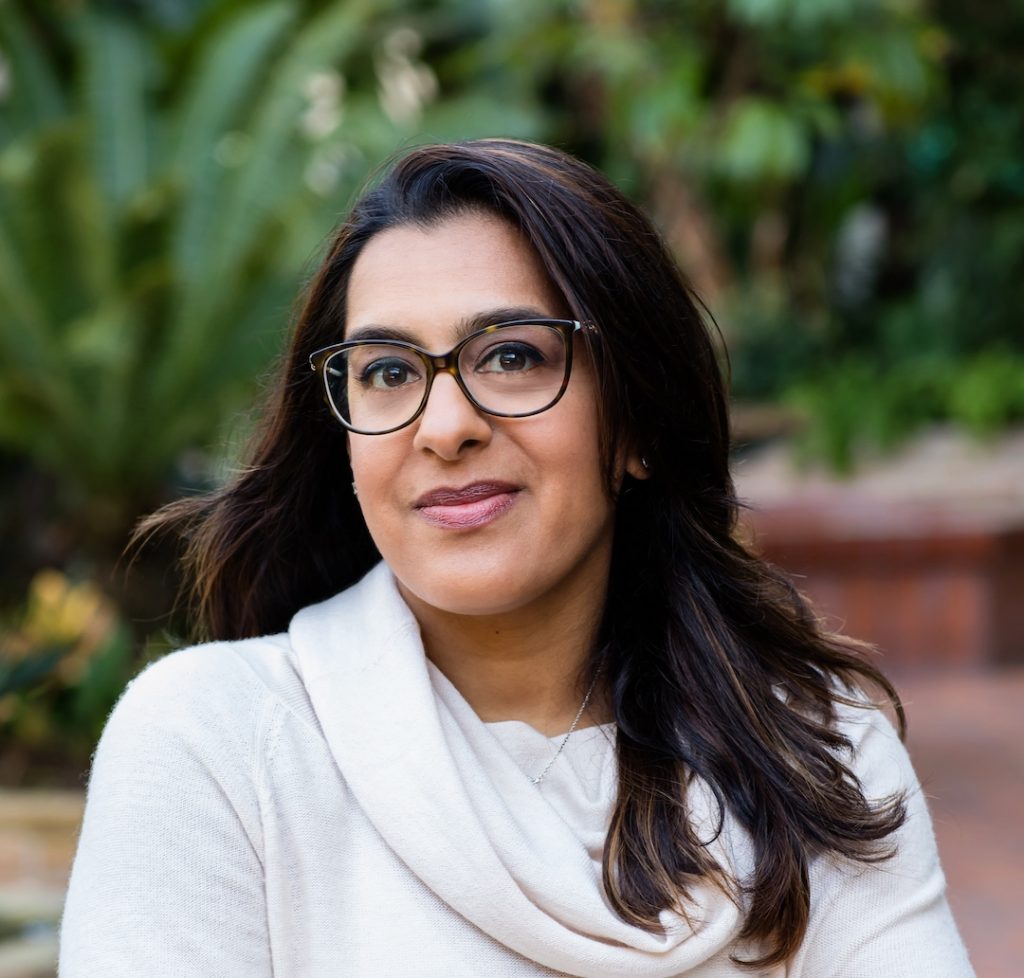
[59,563,974,977]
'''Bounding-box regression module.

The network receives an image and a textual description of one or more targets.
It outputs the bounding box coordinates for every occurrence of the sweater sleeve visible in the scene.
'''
[792,703,975,978]
[58,644,274,977]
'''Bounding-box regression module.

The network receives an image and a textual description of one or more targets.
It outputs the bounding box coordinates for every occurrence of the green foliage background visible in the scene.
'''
[1,0,1022,778]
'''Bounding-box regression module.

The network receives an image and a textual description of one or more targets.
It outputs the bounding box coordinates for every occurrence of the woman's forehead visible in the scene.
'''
[344,214,566,344]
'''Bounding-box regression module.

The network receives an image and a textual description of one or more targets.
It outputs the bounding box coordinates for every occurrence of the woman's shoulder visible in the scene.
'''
[96,632,315,773]
[118,633,292,712]
[809,685,945,909]
[828,687,910,799]
[796,688,975,974]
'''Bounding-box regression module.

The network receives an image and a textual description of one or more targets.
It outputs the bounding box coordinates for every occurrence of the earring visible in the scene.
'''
[641,456,651,471]
[351,481,358,497]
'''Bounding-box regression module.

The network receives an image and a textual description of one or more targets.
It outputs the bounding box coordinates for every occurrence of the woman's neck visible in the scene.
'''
[398,568,610,736]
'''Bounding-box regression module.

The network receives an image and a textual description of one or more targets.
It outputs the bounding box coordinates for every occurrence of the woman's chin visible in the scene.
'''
[395,570,536,620]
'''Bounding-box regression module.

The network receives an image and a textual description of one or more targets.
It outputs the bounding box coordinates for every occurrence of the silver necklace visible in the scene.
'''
[528,670,602,785]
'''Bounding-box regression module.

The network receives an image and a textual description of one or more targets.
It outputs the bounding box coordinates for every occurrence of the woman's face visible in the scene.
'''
[344,211,635,619]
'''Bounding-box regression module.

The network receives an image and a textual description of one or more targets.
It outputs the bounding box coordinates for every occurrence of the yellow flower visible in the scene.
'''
[4,570,118,685]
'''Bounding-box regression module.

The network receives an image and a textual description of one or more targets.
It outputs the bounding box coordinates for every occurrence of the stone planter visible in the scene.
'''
[743,503,1024,669]
[735,429,1024,671]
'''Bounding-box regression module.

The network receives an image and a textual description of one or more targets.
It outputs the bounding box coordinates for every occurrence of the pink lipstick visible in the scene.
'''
[414,482,520,529]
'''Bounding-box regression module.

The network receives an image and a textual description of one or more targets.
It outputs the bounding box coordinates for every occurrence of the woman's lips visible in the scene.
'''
[414,482,520,529]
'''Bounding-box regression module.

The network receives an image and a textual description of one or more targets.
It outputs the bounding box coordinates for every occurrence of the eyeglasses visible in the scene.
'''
[310,318,594,435]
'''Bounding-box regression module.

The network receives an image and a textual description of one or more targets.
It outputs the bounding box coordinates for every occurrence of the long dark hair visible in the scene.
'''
[138,139,905,967]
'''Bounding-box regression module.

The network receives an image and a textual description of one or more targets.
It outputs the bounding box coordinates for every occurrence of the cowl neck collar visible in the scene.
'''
[289,562,748,977]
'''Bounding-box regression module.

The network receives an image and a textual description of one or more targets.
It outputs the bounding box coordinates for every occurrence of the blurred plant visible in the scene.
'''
[788,351,1024,472]
[0,569,133,784]
[0,1,391,531]
[772,0,1024,466]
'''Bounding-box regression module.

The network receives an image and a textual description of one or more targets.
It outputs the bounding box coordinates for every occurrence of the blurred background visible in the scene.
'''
[0,0,1021,974]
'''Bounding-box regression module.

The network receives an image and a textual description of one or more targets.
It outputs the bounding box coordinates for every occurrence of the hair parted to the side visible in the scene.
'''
[136,138,906,968]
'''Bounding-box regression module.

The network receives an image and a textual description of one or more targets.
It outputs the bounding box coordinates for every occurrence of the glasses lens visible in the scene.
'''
[324,345,427,433]
[321,323,573,433]
[459,324,569,416]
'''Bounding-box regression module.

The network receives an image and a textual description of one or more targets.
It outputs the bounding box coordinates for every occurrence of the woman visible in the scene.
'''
[59,139,973,976]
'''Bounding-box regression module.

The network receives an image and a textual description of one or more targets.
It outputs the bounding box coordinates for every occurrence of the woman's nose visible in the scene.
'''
[412,371,493,460]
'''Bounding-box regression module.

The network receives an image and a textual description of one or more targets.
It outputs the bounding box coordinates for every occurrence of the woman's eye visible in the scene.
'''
[361,358,420,389]
[478,343,543,373]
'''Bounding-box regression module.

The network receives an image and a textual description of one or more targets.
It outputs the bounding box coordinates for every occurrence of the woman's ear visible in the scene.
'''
[624,453,652,480]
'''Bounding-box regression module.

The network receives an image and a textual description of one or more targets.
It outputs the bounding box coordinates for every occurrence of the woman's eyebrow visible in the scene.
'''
[345,306,555,346]
[455,306,553,338]
[344,324,418,344]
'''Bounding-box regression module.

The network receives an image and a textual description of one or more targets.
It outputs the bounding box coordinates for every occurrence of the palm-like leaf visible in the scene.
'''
[0,0,409,510]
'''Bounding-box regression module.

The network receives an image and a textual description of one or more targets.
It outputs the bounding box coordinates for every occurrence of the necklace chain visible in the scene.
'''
[528,669,602,786]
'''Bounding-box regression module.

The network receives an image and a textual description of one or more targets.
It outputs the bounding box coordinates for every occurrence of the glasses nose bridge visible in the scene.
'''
[420,348,476,415]
[427,349,461,377]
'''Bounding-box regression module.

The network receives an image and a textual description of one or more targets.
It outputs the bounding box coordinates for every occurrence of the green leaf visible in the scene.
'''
[169,0,298,286]
[0,2,67,145]
[728,0,865,30]
[150,0,403,413]
[0,647,69,697]
[419,93,545,142]
[81,8,151,211]
[717,98,810,183]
